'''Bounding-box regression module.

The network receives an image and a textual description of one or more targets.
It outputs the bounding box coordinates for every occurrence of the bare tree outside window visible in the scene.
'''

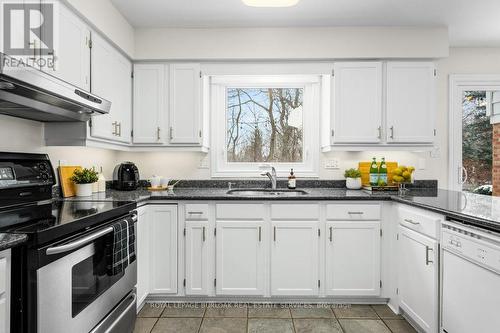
[226,88,304,163]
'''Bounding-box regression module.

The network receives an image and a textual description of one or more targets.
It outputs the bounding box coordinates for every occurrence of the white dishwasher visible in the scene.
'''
[441,221,500,333]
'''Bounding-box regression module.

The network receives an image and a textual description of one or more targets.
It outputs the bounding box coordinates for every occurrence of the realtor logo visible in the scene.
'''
[1,0,58,68]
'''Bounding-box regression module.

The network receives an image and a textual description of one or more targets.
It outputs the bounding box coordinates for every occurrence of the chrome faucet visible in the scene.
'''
[261,167,277,190]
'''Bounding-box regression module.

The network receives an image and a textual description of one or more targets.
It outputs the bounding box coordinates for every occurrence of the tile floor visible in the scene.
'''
[134,303,417,333]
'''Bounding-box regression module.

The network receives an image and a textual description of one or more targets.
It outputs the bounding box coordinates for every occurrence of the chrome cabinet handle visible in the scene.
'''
[273,226,276,242]
[329,227,333,242]
[426,246,433,265]
[157,127,161,141]
[202,226,206,242]
[170,127,174,140]
[404,218,420,225]
[377,126,382,139]
[348,211,364,215]
[460,166,468,185]
[389,126,394,139]
[259,226,262,242]
[188,211,203,215]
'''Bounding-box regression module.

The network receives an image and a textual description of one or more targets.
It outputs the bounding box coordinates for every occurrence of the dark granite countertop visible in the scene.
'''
[64,186,500,233]
[0,233,28,251]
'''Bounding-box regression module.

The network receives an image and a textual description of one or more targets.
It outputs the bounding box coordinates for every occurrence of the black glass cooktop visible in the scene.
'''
[0,199,136,245]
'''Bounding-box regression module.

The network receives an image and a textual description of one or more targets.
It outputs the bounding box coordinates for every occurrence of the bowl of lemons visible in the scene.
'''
[392,165,415,184]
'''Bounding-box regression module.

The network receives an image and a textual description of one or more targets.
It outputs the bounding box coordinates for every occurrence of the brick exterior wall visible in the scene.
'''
[493,123,500,196]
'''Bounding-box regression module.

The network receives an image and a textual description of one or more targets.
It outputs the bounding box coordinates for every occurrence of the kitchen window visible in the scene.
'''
[210,75,320,177]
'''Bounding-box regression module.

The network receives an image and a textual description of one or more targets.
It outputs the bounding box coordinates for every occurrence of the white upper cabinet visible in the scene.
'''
[271,221,319,296]
[133,64,166,144]
[169,63,202,144]
[45,4,91,90]
[333,62,383,143]
[386,62,436,143]
[325,221,381,296]
[90,33,132,143]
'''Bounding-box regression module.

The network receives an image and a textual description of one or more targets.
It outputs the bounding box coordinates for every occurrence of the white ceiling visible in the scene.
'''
[111,0,500,47]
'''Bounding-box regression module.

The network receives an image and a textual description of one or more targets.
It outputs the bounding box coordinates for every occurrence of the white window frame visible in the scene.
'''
[210,75,320,178]
[448,74,500,191]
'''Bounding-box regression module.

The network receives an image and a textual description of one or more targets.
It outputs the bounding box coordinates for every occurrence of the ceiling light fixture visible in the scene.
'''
[242,0,300,7]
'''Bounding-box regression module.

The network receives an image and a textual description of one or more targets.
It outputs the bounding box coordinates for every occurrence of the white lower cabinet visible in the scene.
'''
[271,221,319,296]
[136,207,150,307]
[325,221,381,296]
[149,205,178,294]
[215,221,265,296]
[398,225,438,333]
[185,221,211,295]
[0,249,10,333]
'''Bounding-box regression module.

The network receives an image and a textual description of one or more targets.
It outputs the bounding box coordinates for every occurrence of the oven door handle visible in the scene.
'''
[46,226,114,255]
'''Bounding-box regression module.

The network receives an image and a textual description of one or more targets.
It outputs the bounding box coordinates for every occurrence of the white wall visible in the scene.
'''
[65,0,135,57]
[134,27,449,60]
[0,115,118,180]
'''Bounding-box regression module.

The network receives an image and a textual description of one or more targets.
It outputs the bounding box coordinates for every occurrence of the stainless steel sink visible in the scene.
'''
[226,188,308,197]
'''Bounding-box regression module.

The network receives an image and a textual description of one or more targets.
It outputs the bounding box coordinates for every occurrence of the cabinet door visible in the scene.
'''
[150,205,178,294]
[136,207,150,307]
[90,33,132,143]
[271,221,319,296]
[169,63,201,144]
[133,64,166,144]
[215,221,264,296]
[0,250,10,333]
[325,221,381,296]
[44,4,90,90]
[185,221,210,295]
[386,62,436,143]
[333,62,383,143]
[398,225,438,333]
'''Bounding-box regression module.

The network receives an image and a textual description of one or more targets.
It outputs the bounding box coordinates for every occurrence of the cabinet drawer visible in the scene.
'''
[0,258,5,296]
[271,204,319,220]
[398,206,442,239]
[185,204,209,220]
[326,204,380,220]
[216,204,265,220]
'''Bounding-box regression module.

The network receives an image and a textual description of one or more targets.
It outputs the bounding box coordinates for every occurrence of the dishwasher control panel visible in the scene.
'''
[442,222,500,273]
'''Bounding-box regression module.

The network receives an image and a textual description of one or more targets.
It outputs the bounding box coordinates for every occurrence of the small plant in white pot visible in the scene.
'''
[344,168,362,190]
[71,168,99,197]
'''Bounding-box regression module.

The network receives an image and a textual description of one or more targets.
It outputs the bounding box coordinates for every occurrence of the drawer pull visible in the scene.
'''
[348,211,364,215]
[274,226,276,242]
[426,246,433,265]
[404,218,420,225]
[258,226,262,242]
[329,227,333,242]
[202,226,206,242]
[188,211,204,215]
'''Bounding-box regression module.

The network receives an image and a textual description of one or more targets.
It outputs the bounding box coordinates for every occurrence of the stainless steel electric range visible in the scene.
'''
[0,152,138,333]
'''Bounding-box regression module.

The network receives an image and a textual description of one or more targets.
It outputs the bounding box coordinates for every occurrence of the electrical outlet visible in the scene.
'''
[418,158,426,170]
[324,159,340,169]
[198,156,209,169]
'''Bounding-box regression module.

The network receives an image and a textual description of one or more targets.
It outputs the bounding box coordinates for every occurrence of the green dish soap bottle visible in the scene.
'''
[369,157,379,186]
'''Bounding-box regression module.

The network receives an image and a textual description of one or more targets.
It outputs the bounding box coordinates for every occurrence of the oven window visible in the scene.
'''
[72,237,124,317]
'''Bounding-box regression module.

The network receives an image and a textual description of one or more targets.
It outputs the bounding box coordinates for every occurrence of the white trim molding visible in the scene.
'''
[209,74,322,178]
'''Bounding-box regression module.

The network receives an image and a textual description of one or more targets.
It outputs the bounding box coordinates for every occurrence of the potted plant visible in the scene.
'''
[344,168,362,190]
[70,168,99,197]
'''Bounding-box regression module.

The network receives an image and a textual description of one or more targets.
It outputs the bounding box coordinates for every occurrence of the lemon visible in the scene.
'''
[402,171,411,180]
[408,166,415,173]
[393,175,404,183]
[393,168,403,176]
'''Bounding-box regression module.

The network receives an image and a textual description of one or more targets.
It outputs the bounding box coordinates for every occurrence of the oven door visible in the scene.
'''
[36,223,137,333]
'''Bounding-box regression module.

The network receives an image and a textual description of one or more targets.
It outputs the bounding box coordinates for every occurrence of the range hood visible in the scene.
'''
[0,53,110,122]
